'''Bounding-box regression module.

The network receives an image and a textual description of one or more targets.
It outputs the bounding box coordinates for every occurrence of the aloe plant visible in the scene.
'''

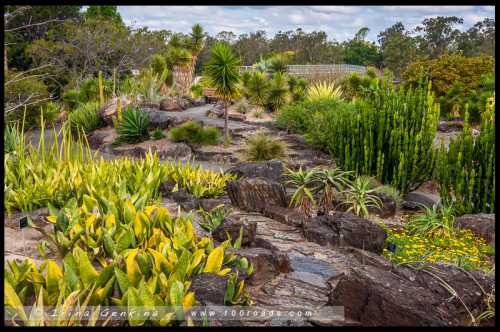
[285,167,317,216]
[341,176,383,218]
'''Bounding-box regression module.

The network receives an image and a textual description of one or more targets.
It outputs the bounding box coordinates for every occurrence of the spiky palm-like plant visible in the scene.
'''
[341,176,383,218]
[204,42,241,140]
[285,167,317,216]
[246,71,269,107]
[312,168,354,212]
[266,72,289,112]
[115,106,150,144]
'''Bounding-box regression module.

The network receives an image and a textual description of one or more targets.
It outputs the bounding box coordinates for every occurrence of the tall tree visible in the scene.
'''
[4,5,82,71]
[204,43,241,141]
[84,5,123,24]
[378,22,420,78]
[456,18,495,57]
[343,28,381,67]
[415,16,464,58]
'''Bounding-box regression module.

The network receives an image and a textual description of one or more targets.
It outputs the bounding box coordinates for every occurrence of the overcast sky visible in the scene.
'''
[117,6,495,42]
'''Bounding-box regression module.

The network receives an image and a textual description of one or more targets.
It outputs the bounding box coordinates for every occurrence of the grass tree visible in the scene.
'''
[204,42,241,141]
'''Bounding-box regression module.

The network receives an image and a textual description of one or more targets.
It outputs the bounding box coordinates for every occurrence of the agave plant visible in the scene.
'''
[285,167,317,216]
[341,176,383,218]
[115,106,150,144]
[307,81,343,102]
[312,168,354,212]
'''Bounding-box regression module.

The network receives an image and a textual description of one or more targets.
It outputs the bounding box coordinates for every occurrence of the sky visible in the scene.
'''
[117,6,495,43]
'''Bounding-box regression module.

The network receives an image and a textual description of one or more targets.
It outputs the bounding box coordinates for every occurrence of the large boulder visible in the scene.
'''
[263,205,306,228]
[368,192,397,218]
[157,143,192,160]
[227,247,292,285]
[159,182,199,211]
[141,108,177,129]
[303,212,386,254]
[99,96,132,125]
[227,178,287,213]
[190,273,228,305]
[159,98,182,112]
[212,216,256,246]
[227,160,283,182]
[328,248,495,326]
[402,191,440,211]
[455,214,495,247]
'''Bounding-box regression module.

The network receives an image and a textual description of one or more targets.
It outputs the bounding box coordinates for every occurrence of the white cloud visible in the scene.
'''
[117,5,494,42]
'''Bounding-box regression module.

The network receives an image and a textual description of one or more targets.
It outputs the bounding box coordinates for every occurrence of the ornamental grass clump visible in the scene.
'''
[243,132,286,162]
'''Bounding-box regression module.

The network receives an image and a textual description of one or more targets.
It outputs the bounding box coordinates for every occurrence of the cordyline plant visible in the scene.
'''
[204,42,241,141]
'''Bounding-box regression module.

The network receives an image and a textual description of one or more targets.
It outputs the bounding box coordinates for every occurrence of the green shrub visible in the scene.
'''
[78,76,113,103]
[436,100,495,214]
[170,121,220,145]
[307,82,440,194]
[67,101,105,134]
[37,102,61,127]
[151,127,166,140]
[190,83,203,98]
[277,98,350,134]
[62,89,84,109]
[115,106,151,144]
[243,132,285,161]
[402,54,494,121]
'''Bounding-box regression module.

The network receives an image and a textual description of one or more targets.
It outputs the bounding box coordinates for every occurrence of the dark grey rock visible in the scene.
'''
[212,216,256,246]
[227,160,284,182]
[227,178,287,213]
[303,212,387,254]
[455,214,495,247]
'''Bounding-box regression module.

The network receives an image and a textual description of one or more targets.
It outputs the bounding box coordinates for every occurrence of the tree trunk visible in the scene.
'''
[4,48,8,72]
[224,99,229,140]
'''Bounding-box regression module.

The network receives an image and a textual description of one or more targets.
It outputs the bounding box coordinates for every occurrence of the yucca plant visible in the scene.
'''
[404,204,456,237]
[243,132,286,161]
[307,81,343,102]
[285,167,317,216]
[288,75,307,102]
[67,101,105,134]
[341,176,383,218]
[312,168,353,212]
[115,106,150,144]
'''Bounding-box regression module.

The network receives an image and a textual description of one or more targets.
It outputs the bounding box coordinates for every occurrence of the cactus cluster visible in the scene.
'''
[436,99,495,214]
[308,82,440,194]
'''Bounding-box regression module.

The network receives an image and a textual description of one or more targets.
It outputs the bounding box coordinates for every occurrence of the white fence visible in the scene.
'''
[238,64,368,76]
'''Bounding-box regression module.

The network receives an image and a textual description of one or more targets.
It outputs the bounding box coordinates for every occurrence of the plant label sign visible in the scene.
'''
[19,216,29,229]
